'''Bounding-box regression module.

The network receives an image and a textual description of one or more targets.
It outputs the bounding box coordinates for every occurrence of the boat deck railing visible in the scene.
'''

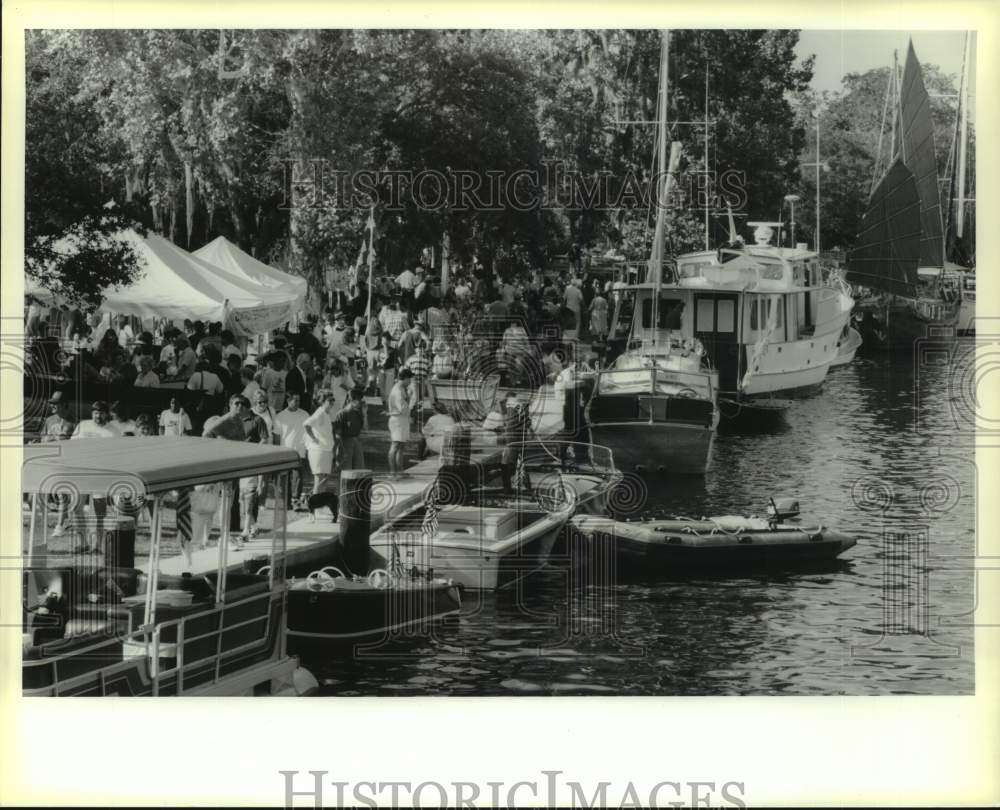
[23,588,278,696]
[505,440,618,476]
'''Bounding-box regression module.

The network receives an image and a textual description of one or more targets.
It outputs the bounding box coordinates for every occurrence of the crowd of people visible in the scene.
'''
[28,260,625,553]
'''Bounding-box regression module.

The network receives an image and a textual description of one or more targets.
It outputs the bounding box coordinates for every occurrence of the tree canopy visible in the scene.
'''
[26,28,845,303]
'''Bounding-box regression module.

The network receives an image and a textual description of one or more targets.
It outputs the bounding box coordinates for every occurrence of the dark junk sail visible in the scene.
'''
[847,159,921,298]
[848,42,945,295]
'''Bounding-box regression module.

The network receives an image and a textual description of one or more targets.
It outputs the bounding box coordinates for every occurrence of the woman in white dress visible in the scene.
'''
[303,389,337,496]
[386,368,415,478]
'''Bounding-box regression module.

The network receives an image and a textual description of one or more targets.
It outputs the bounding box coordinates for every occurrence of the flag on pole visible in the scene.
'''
[421,478,441,544]
[366,205,377,316]
[513,451,527,493]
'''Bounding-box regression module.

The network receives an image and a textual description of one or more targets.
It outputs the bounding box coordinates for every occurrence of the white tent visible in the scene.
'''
[30,230,299,336]
[194,236,308,308]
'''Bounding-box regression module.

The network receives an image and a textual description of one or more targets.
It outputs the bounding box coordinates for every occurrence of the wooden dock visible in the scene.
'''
[143,385,568,578]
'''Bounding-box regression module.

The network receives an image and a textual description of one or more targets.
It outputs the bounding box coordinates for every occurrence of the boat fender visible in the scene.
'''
[272,666,319,697]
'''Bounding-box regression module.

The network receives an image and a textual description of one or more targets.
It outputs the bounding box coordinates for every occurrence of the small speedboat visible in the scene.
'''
[367,441,622,590]
[283,565,462,649]
[570,497,856,571]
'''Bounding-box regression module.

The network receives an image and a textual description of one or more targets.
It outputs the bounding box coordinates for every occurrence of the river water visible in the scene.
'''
[309,350,977,695]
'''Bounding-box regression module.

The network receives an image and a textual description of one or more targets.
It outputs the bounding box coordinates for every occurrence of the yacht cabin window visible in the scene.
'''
[716,299,735,333]
[677,260,712,279]
[748,296,784,334]
[696,298,715,330]
[641,297,685,330]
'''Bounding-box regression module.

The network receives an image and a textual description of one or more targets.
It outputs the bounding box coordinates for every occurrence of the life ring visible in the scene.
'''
[676,387,698,398]
[255,565,271,577]
[367,568,390,589]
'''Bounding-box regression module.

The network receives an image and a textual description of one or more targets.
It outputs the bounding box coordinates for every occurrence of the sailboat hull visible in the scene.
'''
[587,420,715,475]
[853,296,961,351]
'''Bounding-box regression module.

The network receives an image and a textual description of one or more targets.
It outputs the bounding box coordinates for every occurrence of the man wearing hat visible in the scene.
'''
[41,391,76,442]
[325,310,348,359]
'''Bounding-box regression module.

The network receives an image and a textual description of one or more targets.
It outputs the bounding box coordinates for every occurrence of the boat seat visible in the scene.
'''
[436,505,520,542]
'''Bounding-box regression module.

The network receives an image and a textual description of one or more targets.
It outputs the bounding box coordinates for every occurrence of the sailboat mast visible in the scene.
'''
[890,51,898,163]
[704,63,710,250]
[956,31,971,239]
[650,29,669,355]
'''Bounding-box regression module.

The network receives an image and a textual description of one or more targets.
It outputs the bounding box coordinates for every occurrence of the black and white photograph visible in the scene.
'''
[3,3,998,807]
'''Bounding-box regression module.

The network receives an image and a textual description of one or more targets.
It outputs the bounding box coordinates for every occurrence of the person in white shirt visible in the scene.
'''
[274,392,310,508]
[387,368,415,478]
[453,279,472,302]
[395,267,417,291]
[240,367,261,400]
[67,400,118,542]
[259,351,288,411]
[185,360,225,395]
[116,316,135,349]
[134,355,160,387]
[159,397,192,436]
[72,401,120,439]
[563,279,584,337]
[303,389,337,496]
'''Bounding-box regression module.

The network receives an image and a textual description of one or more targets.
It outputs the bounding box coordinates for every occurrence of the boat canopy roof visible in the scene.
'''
[22,437,301,495]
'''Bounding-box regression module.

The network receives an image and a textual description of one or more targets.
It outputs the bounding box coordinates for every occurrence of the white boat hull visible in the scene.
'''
[830,327,863,368]
[739,314,850,395]
[367,473,617,590]
[958,295,975,335]
[369,513,565,590]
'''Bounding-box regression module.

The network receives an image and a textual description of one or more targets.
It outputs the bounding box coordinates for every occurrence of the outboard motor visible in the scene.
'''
[767,496,800,525]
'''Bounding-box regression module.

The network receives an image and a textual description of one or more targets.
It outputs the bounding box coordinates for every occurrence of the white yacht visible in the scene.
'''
[657,222,855,399]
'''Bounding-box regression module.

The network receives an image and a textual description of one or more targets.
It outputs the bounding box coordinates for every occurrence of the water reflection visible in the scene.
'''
[309,354,974,695]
